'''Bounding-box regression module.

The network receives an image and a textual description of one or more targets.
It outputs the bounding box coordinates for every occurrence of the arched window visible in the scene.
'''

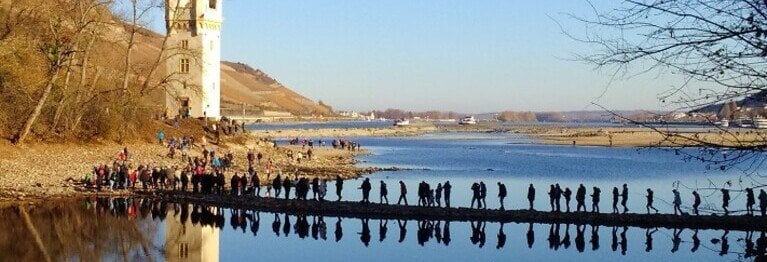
[209,0,217,9]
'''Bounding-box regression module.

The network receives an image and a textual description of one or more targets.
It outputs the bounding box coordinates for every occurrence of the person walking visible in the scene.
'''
[443,181,452,208]
[397,181,408,205]
[621,184,629,213]
[272,174,282,198]
[335,175,343,201]
[360,178,372,204]
[380,181,389,204]
[646,188,658,214]
[498,182,507,210]
[612,187,619,214]
[692,191,701,215]
[563,187,572,213]
[721,188,730,215]
[548,185,557,212]
[479,182,488,209]
[575,184,586,212]
[554,184,564,212]
[591,187,601,213]
[746,188,756,216]
[672,189,682,215]
[471,182,481,209]
[283,176,292,200]
[759,189,767,216]
[435,183,443,207]
[527,184,536,210]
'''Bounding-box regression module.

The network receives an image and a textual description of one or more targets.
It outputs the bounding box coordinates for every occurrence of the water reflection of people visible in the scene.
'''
[295,215,309,239]
[335,217,343,242]
[645,228,657,252]
[248,211,259,237]
[397,219,407,243]
[360,218,371,247]
[671,228,682,253]
[611,226,618,252]
[282,214,291,238]
[469,221,486,248]
[434,221,443,244]
[419,220,434,246]
[718,230,729,256]
[526,223,535,249]
[691,229,700,252]
[443,221,451,246]
[561,224,571,249]
[575,224,585,252]
[272,214,280,236]
[379,219,388,242]
[496,222,506,249]
[590,225,599,251]
[620,226,628,256]
[548,223,561,250]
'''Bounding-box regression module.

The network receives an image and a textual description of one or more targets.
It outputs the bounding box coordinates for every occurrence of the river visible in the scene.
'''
[2,130,765,261]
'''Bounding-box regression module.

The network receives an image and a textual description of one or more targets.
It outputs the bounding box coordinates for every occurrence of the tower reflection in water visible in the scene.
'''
[165,204,220,262]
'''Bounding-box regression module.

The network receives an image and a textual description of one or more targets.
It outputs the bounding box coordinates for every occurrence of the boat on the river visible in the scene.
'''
[459,115,477,125]
[754,117,767,129]
[394,119,410,126]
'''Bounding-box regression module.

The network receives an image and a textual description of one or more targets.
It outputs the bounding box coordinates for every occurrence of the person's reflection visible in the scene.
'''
[691,229,700,252]
[191,205,200,225]
[575,224,585,252]
[180,203,189,224]
[434,221,443,244]
[756,231,767,259]
[611,226,618,252]
[296,215,309,239]
[311,216,319,240]
[230,209,239,231]
[548,223,561,250]
[745,231,755,259]
[335,217,343,242]
[496,222,506,249]
[318,216,327,240]
[248,211,260,237]
[272,213,281,236]
[379,219,388,242]
[216,207,225,229]
[645,228,657,252]
[478,221,486,248]
[158,201,168,221]
[671,228,682,253]
[443,221,451,246]
[360,218,371,247]
[590,225,600,251]
[397,219,407,243]
[719,230,729,256]
[620,226,628,256]
[419,220,432,246]
[526,223,535,249]
[561,224,571,249]
[282,214,291,237]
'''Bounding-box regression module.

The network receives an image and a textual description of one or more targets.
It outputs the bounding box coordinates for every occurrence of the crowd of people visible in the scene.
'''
[83,136,767,218]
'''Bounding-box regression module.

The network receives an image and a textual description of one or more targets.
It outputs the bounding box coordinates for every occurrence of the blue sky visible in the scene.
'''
[138,0,700,113]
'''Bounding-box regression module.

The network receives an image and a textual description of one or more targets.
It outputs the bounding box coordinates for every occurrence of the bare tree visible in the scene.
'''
[571,0,767,149]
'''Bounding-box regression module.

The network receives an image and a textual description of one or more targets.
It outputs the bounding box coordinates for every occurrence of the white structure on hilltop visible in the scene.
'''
[164,0,222,119]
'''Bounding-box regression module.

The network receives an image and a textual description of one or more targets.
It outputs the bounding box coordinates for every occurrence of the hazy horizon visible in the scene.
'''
[133,0,715,113]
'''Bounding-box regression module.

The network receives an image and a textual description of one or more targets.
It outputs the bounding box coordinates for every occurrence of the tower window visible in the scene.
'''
[180,58,190,74]
[209,0,217,9]
[180,40,188,49]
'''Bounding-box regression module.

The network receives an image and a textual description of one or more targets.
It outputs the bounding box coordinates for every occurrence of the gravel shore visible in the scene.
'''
[0,133,374,201]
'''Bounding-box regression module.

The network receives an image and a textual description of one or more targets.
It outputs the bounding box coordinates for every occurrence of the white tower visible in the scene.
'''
[165,0,222,119]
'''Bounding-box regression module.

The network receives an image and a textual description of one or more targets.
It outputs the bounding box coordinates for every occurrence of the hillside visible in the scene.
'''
[130,23,332,118]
